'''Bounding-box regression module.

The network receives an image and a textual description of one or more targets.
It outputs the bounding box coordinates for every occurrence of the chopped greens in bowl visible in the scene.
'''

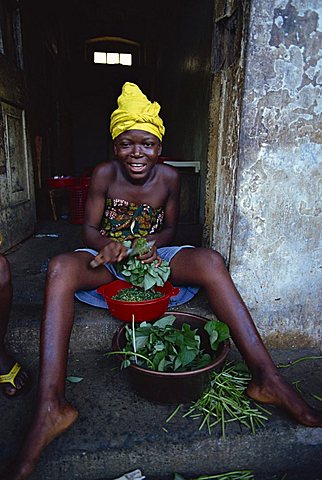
[112,287,163,302]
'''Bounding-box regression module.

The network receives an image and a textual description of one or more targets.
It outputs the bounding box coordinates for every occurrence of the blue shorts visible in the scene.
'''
[74,246,199,309]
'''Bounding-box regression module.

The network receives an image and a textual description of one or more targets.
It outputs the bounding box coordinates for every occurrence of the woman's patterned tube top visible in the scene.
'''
[99,197,165,240]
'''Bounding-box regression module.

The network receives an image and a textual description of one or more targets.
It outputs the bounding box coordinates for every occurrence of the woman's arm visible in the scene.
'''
[147,166,180,248]
[82,162,128,265]
[136,167,180,265]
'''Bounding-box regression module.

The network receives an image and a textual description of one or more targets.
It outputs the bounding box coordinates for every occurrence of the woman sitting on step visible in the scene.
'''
[1,82,321,480]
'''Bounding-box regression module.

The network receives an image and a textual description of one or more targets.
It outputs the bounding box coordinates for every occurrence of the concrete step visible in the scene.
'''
[7,302,119,353]
[6,292,215,354]
[1,350,322,480]
[5,220,214,354]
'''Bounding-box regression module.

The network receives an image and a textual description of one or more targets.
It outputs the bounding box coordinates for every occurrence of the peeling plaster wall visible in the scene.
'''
[230,0,322,347]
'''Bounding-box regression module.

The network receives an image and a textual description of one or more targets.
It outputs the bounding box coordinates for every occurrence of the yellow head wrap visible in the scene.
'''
[110,82,165,141]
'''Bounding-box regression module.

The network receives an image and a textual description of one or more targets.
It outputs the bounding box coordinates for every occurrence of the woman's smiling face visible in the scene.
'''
[113,129,162,182]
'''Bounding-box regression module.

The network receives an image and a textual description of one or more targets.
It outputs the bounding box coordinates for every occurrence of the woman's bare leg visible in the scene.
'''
[0,254,28,396]
[170,247,322,427]
[1,251,114,480]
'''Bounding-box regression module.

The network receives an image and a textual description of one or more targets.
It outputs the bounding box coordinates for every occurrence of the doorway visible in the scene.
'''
[0,0,249,252]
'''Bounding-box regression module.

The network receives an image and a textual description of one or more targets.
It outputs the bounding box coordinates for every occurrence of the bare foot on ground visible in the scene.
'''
[0,350,29,397]
[0,400,78,480]
[247,372,322,427]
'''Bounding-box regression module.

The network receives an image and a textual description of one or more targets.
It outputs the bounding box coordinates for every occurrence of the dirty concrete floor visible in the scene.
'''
[1,220,322,480]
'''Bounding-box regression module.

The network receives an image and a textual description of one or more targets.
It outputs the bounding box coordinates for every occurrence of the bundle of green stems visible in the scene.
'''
[174,470,254,480]
[167,361,271,437]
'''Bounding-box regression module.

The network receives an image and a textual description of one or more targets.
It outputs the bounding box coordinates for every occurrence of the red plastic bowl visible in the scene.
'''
[97,279,179,323]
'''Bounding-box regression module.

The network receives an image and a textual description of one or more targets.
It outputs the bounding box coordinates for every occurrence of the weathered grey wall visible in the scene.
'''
[230,0,322,347]
[205,1,250,254]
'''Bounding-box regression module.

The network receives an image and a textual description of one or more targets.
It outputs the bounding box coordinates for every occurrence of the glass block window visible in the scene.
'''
[94,51,132,66]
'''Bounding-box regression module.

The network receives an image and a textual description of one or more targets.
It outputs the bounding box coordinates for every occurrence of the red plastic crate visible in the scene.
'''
[46,176,80,189]
[68,185,89,224]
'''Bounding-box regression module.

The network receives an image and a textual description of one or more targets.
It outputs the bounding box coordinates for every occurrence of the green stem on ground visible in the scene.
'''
[277,355,322,369]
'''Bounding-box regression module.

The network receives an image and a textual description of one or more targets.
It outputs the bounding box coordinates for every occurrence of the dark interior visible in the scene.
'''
[17,1,214,235]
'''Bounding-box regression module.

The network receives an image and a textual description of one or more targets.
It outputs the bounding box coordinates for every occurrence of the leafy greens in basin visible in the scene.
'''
[115,314,230,372]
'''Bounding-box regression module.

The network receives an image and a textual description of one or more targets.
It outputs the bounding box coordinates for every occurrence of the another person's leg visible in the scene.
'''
[169,247,322,427]
[0,254,28,397]
[1,251,114,480]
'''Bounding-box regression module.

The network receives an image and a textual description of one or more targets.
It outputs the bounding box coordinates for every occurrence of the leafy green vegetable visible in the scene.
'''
[66,376,83,383]
[116,238,171,290]
[107,315,230,373]
[204,320,230,351]
[128,237,152,256]
[119,257,170,290]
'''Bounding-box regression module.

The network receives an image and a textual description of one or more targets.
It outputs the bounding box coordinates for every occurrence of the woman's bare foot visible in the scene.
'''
[0,400,79,480]
[247,371,322,427]
[0,350,29,397]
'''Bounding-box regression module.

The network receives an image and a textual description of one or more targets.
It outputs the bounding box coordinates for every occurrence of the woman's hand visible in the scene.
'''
[89,240,128,268]
[136,243,162,267]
